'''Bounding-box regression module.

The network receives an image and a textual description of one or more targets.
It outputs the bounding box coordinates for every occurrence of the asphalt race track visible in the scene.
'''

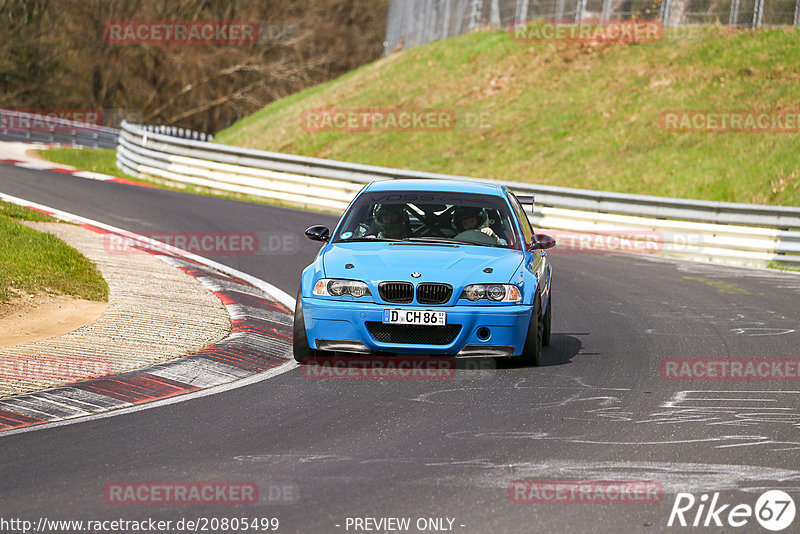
[2,165,800,533]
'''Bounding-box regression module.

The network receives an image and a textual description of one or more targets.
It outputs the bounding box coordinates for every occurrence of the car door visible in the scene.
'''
[508,192,549,302]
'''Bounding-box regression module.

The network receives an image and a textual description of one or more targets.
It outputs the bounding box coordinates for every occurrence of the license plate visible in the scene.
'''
[382,309,446,325]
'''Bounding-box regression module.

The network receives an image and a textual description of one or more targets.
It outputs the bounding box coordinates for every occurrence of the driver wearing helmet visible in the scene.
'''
[374,204,410,239]
[452,206,505,244]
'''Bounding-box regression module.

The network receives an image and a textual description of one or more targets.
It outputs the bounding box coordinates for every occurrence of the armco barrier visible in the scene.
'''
[117,121,800,268]
[0,109,120,149]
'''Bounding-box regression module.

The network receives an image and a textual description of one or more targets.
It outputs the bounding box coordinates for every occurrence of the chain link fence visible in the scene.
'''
[384,0,800,53]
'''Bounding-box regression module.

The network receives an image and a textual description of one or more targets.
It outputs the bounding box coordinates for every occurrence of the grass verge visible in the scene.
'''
[216,25,800,207]
[37,148,140,181]
[0,201,108,303]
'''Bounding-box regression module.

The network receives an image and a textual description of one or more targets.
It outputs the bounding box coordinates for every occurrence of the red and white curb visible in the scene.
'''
[0,157,151,187]
[0,192,297,435]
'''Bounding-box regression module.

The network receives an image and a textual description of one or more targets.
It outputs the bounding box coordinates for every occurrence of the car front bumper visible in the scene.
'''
[302,297,533,357]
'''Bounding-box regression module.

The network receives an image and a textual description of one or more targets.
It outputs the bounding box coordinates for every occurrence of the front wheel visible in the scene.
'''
[292,289,315,363]
[518,293,543,366]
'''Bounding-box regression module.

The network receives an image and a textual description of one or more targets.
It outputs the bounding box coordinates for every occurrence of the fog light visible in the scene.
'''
[477,327,491,341]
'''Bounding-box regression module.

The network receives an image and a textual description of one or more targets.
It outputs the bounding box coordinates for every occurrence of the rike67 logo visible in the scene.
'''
[668,490,795,531]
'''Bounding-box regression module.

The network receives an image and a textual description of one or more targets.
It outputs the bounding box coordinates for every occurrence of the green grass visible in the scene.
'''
[38,148,140,181]
[0,201,55,222]
[0,201,108,303]
[216,25,800,207]
[37,147,343,214]
[767,260,800,272]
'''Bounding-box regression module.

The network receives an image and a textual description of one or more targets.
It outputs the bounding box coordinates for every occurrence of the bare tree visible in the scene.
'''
[0,0,389,132]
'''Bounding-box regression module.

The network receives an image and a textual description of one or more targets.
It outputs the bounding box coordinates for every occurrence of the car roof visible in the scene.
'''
[364,178,506,196]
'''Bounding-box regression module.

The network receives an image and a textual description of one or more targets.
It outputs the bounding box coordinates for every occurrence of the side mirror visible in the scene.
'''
[529,234,556,250]
[305,225,330,242]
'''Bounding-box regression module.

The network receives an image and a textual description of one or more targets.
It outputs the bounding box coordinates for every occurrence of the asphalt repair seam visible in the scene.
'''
[0,191,294,433]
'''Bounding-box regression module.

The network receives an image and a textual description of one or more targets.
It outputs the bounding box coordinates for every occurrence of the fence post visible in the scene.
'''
[556,0,566,20]
[600,0,612,22]
[490,0,501,26]
[403,0,416,47]
[423,0,435,42]
[729,0,740,25]
[412,0,424,47]
[575,0,586,22]
[752,0,764,28]
[660,0,673,26]
[794,0,800,26]
[383,0,397,54]
[442,0,453,39]
[514,0,529,22]
[468,0,483,30]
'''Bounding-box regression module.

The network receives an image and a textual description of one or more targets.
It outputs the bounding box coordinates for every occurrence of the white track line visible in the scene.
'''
[0,191,298,437]
[0,192,295,309]
[0,360,298,437]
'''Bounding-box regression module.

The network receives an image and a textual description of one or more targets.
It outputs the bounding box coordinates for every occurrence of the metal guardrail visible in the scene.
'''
[0,109,119,149]
[117,120,800,268]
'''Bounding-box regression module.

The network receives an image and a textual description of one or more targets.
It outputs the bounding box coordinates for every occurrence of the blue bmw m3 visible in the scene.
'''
[294,179,556,365]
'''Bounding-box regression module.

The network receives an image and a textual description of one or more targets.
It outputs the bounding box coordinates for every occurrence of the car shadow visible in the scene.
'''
[303,333,585,373]
[493,333,584,370]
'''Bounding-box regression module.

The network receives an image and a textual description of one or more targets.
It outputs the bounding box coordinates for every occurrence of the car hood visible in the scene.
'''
[322,242,524,288]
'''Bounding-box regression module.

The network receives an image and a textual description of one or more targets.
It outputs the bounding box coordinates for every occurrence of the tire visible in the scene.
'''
[542,291,551,347]
[292,289,316,363]
[519,292,543,366]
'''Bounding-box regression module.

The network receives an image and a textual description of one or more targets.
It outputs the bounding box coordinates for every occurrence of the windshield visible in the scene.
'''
[333,190,520,249]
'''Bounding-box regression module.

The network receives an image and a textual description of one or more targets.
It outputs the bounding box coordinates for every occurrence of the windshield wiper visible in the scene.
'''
[342,237,404,243]
[341,236,503,247]
[403,237,502,248]
[404,237,463,244]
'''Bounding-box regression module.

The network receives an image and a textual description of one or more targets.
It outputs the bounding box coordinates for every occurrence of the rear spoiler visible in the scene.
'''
[516,195,535,209]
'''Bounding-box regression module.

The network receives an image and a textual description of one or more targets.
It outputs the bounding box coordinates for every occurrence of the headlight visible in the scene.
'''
[313,279,372,298]
[487,284,506,301]
[329,280,345,296]
[464,285,485,301]
[461,284,521,302]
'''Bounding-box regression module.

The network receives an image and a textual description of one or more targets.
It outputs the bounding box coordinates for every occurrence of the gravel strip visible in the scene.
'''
[0,222,231,397]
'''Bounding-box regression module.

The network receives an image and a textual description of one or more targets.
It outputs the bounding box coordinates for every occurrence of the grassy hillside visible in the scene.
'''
[216,25,800,206]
